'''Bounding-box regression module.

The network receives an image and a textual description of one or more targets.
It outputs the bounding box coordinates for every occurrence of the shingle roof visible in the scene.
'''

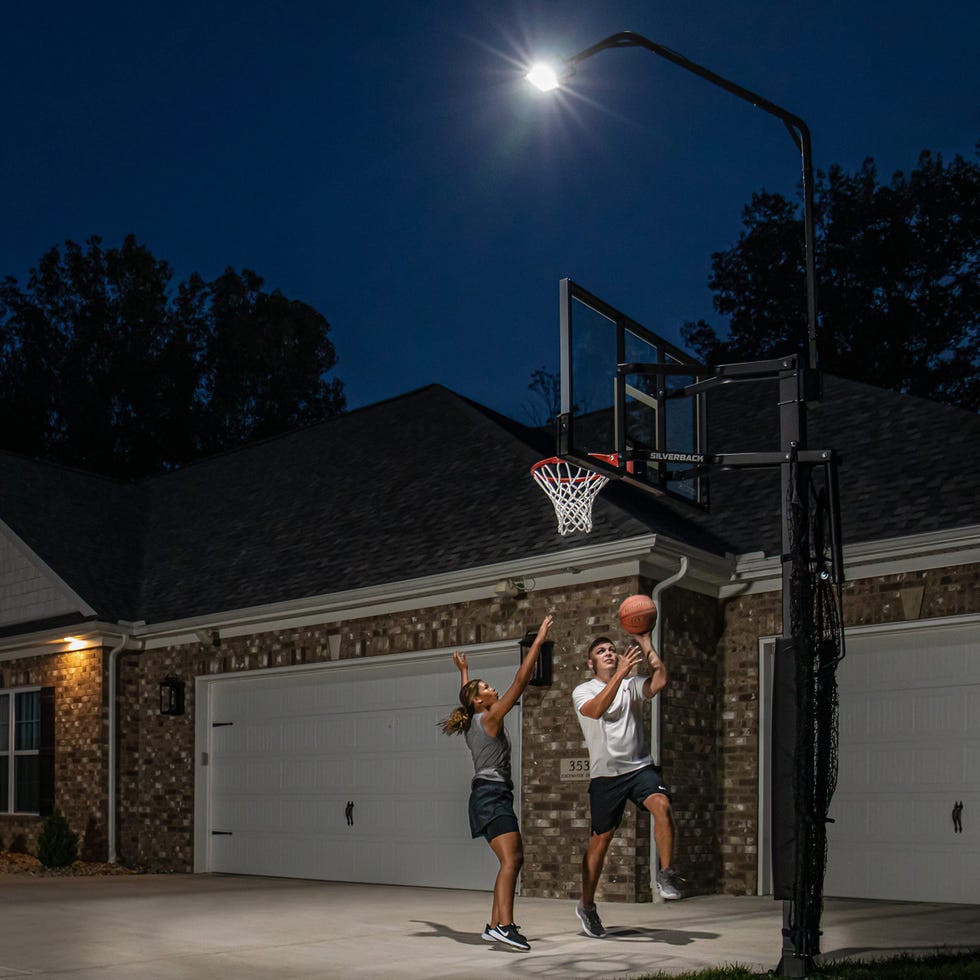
[0,452,143,621]
[0,378,977,628]
[135,385,704,624]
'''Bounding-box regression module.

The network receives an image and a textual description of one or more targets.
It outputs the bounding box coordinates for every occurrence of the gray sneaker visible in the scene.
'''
[576,901,605,938]
[656,867,684,900]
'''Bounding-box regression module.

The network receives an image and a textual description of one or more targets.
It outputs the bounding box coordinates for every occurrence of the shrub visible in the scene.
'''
[36,808,79,868]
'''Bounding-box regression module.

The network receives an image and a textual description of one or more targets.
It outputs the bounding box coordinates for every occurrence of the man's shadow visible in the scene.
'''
[601,926,720,945]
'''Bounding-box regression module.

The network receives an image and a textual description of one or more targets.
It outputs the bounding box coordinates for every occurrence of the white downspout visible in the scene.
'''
[650,556,690,898]
[107,633,139,863]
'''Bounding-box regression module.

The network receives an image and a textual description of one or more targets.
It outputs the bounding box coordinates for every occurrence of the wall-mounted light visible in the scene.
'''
[495,577,535,599]
[159,674,185,716]
[195,629,221,648]
[519,630,554,687]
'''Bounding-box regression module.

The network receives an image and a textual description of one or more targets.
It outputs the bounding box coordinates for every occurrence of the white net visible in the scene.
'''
[531,457,610,535]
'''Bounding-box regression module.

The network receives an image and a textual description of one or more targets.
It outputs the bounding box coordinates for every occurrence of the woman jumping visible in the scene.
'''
[441,612,554,951]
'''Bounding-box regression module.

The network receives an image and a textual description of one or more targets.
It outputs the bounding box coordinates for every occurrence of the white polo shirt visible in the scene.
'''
[572,675,653,778]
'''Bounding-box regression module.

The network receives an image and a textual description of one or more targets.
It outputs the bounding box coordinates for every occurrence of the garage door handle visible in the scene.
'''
[952,801,963,833]
[345,801,354,827]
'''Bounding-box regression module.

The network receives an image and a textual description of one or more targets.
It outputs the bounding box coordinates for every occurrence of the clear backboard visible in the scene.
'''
[557,278,709,509]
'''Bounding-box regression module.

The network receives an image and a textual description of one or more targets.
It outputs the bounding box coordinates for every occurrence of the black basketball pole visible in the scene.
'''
[540,33,823,976]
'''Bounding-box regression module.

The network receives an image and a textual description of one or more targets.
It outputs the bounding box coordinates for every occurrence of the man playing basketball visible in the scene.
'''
[572,631,682,938]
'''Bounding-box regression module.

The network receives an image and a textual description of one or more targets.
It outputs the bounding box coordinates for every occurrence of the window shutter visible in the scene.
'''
[38,686,55,817]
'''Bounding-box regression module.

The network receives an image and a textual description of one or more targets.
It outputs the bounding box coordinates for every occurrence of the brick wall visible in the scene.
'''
[0,647,106,859]
[716,589,781,894]
[652,579,723,897]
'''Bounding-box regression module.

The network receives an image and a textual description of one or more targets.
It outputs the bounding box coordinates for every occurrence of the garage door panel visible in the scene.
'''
[914,743,962,786]
[279,796,335,833]
[211,794,281,832]
[867,692,914,737]
[244,720,282,753]
[824,844,870,896]
[314,715,357,748]
[918,691,963,735]
[239,686,284,719]
[857,635,978,692]
[822,621,980,903]
[281,717,319,752]
[211,757,251,794]
[967,692,980,735]
[249,759,282,792]
[967,742,980,784]
[211,831,284,876]
[354,715,396,751]
[866,745,911,787]
[204,650,519,889]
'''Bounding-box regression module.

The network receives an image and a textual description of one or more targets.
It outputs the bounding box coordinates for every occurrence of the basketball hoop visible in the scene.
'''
[531,455,616,535]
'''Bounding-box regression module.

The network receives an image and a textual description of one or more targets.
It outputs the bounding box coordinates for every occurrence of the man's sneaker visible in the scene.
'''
[656,866,684,900]
[576,901,605,938]
[491,923,530,950]
[481,923,498,942]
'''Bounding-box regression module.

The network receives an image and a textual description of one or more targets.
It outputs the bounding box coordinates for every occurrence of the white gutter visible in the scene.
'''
[649,556,690,899]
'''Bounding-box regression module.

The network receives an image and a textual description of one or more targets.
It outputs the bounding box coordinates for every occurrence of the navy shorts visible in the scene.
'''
[588,765,670,835]
[469,778,519,841]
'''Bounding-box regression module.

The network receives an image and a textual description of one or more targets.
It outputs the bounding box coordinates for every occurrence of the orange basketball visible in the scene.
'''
[618,594,658,635]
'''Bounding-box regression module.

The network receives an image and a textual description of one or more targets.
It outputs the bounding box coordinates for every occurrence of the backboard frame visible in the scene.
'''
[557,278,710,509]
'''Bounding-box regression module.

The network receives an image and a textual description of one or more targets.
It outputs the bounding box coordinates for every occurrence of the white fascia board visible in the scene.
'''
[0,518,97,618]
[724,524,980,597]
[0,621,128,661]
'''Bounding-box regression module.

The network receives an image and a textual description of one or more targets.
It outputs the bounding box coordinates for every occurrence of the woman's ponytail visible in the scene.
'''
[440,679,482,735]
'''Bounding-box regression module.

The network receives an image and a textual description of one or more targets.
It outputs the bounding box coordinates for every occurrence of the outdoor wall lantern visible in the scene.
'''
[159,674,185,716]
[519,630,553,687]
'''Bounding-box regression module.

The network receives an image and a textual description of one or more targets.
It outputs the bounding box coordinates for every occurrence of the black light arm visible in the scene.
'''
[563,31,818,372]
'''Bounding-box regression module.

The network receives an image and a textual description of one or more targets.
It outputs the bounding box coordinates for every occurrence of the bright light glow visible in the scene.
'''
[526,62,561,91]
[62,636,89,651]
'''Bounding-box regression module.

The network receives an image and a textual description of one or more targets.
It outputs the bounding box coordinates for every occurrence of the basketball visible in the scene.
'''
[618,594,658,635]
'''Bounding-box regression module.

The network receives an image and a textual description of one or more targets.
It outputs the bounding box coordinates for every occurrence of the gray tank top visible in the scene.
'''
[464,712,511,785]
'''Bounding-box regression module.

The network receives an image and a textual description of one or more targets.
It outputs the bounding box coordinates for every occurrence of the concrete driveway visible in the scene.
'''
[0,874,977,978]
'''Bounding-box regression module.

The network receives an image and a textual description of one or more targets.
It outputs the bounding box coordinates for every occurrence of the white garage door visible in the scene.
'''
[824,620,980,902]
[199,645,520,890]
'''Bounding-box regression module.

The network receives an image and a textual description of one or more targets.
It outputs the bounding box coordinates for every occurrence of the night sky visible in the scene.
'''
[3,1,978,423]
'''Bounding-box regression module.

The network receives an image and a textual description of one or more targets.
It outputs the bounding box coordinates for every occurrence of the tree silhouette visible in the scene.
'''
[682,145,980,411]
[0,235,345,477]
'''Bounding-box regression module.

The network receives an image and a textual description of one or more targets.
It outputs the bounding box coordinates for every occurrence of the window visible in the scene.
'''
[0,688,47,815]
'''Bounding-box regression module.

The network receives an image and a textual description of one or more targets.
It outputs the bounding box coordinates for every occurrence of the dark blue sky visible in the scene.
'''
[3,2,978,422]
